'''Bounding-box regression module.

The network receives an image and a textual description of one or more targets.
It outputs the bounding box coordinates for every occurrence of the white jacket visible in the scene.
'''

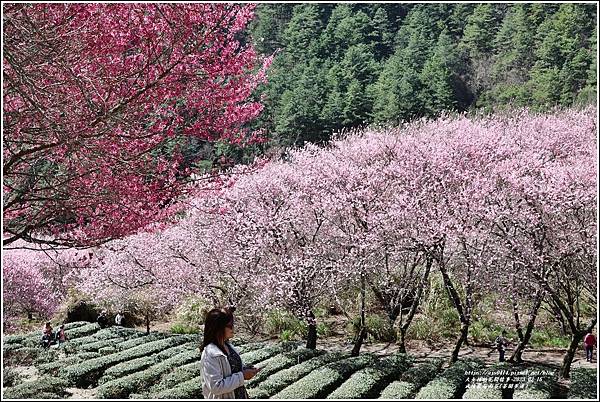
[201,342,245,399]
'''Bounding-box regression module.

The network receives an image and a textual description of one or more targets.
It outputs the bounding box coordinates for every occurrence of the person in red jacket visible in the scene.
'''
[584,331,596,362]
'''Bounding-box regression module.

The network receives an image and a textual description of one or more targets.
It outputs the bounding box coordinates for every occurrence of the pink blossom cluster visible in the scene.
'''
[3,3,272,248]
[2,240,92,331]
[69,107,595,342]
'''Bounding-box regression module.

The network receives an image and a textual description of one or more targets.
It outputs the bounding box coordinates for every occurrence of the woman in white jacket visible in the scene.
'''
[200,307,260,399]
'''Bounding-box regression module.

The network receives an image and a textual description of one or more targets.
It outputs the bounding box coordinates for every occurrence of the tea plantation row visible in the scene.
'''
[2,322,596,399]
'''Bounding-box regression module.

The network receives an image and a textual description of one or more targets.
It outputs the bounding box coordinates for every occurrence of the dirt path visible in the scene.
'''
[315,336,599,371]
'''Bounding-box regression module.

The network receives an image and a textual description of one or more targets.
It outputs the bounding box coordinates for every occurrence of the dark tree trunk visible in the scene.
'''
[27,311,33,321]
[351,327,367,357]
[145,314,150,335]
[398,256,433,355]
[351,274,367,357]
[437,254,469,364]
[398,327,407,354]
[305,310,317,350]
[510,290,544,363]
[560,319,597,379]
[560,331,584,379]
[451,322,469,363]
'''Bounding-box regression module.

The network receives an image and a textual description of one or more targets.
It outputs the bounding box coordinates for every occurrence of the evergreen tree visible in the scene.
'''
[420,30,460,115]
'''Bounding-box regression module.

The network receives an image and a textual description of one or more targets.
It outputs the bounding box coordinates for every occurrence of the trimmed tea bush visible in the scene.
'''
[3,367,23,387]
[327,353,412,399]
[416,359,484,399]
[3,376,69,399]
[3,346,42,366]
[569,368,597,399]
[99,342,196,384]
[151,377,203,399]
[60,336,188,387]
[247,348,324,387]
[240,342,297,366]
[95,348,201,398]
[149,361,202,392]
[462,387,503,399]
[462,362,510,400]
[273,354,378,399]
[512,366,557,399]
[114,332,168,350]
[379,359,444,399]
[37,352,101,375]
[249,352,346,399]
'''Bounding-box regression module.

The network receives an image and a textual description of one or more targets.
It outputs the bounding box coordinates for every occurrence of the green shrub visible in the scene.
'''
[327,353,412,399]
[247,348,324,388]
[3,376,69,399]
[151,377,203,399]
[530,329,571,348]
[317,322,334,338]
[264,309,306,338]
[59,336,189,387]
[416,359,484,399]
[170,322,200,334]
[173,295,210,326]
[379,359,444,399]
[347,315,396,343]
[95,348,201,398]
[3,367,23,387]
[469,318,505,344]
[273,354,378,399]
[569,368,597,399]
[249,352,346,398]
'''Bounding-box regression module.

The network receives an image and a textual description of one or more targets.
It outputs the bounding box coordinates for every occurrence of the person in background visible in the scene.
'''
[115,311,124,326]
[200,306,261,399]
[584,330,596,362]
[55,324,67,347]
[97,310,109,328]
[495,330,510,362]
[41,322,54,348]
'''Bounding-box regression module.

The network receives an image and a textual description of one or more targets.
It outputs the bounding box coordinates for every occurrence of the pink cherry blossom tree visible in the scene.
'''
[2,240,91,331]
[3,3,272,248]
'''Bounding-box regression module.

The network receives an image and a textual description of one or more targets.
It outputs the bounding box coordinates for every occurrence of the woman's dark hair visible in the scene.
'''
[201,307,234,354]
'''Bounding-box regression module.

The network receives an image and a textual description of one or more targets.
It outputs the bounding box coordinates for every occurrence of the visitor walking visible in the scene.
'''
[584,331,596,362]
[200,306,261,399]
[495,330,510,362]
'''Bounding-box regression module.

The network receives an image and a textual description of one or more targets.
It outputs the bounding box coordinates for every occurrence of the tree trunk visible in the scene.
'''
[560,331,584,379]
[451,322,469,363]
[510,290,544,363]
[398,327,407,354]
[305,310,317,350]
[560,319,597,379]
[145,314,150,335]
[398,256,433,355]
[27,311,33,321]
[351,274,367,357]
